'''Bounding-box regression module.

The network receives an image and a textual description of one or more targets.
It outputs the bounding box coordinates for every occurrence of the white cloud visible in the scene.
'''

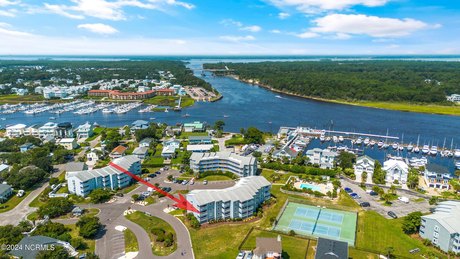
[332,33,351,40]
[278,12,290,19]
[241,25,261,32]
[311,14,428,38]
[77,23,118,34]
[0,22,34,37]
[270,29,281,34]
[0,0,18,7]
[41,0,194,21]
[219,35,255,42]
[267,0,389,12]
[0,9,16,17]
[296,31,319,38]
[221,19,262,33]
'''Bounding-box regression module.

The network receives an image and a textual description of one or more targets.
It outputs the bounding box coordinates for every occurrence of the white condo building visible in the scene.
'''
[420,201,460,253]
[354,155,375,184]
[5,124,27,138]
[190,151,258,177]
[39,122,58,138]
[186,176,271,223]
[383,159,409,184]
[66,155,141,196]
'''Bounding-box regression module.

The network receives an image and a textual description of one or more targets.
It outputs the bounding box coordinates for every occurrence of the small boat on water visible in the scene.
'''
[369,140,376,146]
[102,108,113,114]
[356,137,363,145]
[149,117,156,120]
[422,145,430,154]
[275,95,282,99]
[377,141,384,148]
[338,136,344,142]
[407,143,414,152]
[164,108,169,113]
[392,143,399,150]
[456,162,460,170]
[364,138,370,145]
[398,145,404,151]
[454,149,460,158]
[332,136,338,143]
[430,146,438,156]
[223,115,229,118]
[326,136,331,142]
[383,143,389,149]
[413,146,420,153]
[49,117,56,120]
[319,135,325,142]
[182,113,190,117]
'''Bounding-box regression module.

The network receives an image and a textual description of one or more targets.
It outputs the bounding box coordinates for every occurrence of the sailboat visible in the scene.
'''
[413,135,420,153]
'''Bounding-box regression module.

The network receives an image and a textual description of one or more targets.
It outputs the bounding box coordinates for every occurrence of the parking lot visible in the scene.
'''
[340,180,433,219]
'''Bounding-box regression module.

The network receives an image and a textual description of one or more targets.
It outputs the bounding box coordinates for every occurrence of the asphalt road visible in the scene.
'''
[340,180,433,219]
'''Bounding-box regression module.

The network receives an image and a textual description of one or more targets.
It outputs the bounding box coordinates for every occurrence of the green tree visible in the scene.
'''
[337,152,356,170]
[88,188,113,203]
[6,166,47,190]
[213,120,225,131]
[429,196,439,205]
[36,246,72,259]
[77,216,101,239]
[401,211,423,234]
[372,161,386,184]
[37,198,74,218]
[243,127,264,144]
[407,169,420,189]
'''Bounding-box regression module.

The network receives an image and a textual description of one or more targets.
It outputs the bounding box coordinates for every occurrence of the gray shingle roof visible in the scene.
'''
[186,176,270,205]
[9,236,63,259]
[315,237,348,259]
[190,151,256,166]
[422,201,460,234]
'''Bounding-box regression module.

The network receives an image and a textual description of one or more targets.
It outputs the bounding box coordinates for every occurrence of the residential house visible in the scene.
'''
[163,139,180,149]
[305,148,338,169]
[139,138,154,147]
[132,146,149,160]
[273,146,298,160]
[253,236,282,259]
[314,237,349,259]
[0,184,12,203]
[0,164,9,174]
[110,145,127,159]
[56,122,74,138]
[183,121,205,132]
[65,162,87,172]
[424,164,452,190]
[383,159,409,184]
[39,122,58,138]
[187,144,214,153]
[420,201,460,253]
[130,120,149,133]
[76,122,94,139]
[66,155,141,196]
[10,235,78,259]
[58,138,78,150]
[24,124,40,138]
[188,136,212,145]
[186,176,271,223]
[354,155,375,184]
[161,145,177,159]
[5,124,26,138]
[190,151,258,177]
[19,143,35,153]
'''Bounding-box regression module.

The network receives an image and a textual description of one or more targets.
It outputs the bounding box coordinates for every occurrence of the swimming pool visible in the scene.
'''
[299,183,321,191]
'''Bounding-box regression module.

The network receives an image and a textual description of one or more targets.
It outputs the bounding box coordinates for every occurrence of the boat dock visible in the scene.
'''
[324,130,399,140]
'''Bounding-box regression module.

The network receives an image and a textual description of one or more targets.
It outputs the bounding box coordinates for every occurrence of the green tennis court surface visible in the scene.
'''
[274,202,357,245]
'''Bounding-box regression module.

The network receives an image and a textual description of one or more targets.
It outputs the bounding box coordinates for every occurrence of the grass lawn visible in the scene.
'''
[67,224,96,254]
[224,137,246,146]
[336,100,460,116]
[196,175,233,181]
[121,183,140,194]
[0,94,45,103]
[125,211,177,256]
[144,96,195,108]
[124,228,139,253]
[240,228,309,259]
[356,210,445,258]
[179,132,209,138]
[0,190,30,213]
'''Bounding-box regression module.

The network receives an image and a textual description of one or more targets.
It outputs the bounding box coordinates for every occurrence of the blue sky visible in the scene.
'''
[0,0,459,55]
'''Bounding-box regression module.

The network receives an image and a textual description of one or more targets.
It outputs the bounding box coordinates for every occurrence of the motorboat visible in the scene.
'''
[326,136,331,142]
[369,140,376,146]
[356,137,363,145]
[392,143,399,150]
[332,136,338,143]
[454,149,460,158]
[413,146,420,153]
[377,141,384,148]
[398,145,404,151]
[422,145,430,154]
[364,138,370,145]
[338,136,344,142]
[102,108,113,114]
[320,135,325,142]
[430,146,438,156]
[407,143,413,152]
[383,143,389,149]
[456,162,460,170]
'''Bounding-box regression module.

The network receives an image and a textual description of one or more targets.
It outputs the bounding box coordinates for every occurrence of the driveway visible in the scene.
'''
[340,180,433,219]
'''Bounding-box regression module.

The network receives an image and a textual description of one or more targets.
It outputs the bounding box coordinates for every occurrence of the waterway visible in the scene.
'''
[1,57,459,171]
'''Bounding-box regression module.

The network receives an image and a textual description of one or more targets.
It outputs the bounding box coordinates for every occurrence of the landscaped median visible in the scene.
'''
[125,211,177,256]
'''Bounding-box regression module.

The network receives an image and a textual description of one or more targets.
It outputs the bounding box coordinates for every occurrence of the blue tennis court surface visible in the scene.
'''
[274,202,357,245]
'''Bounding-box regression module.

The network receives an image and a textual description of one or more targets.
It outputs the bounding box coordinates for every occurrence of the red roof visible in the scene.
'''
[156,89,174,93]
[111,145,127,154]
[88,89,114,93]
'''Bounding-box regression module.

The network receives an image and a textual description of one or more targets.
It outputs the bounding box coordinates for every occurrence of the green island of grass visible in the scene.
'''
[124,228,139,253]
[125,211,177,256]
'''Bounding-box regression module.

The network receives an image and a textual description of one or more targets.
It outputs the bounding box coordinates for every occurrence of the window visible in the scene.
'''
[433,232,439,238]
[434,225,440,231]
[433,238,438,244]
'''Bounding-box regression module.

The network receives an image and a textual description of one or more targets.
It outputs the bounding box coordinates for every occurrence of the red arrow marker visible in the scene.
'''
[109,162,199,213]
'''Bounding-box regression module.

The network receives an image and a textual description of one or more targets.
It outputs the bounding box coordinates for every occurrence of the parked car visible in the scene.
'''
[388,211,398,219]
[246,251,253,259]
[344,187,353,193]
[148,174,157,178]
[161,187,172,193]
[115,193,124,197]
[182,180,189,185]
[398,196,409,203]
[176,180,183,184]
[155,171,161,175]
[350,193,361,199]
[369,191,378,196]
[360,202,370,207]
[203,180,208,185]
[236,251,245,259]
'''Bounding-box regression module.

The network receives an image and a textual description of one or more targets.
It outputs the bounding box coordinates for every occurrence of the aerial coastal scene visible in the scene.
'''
[1,1,460,259]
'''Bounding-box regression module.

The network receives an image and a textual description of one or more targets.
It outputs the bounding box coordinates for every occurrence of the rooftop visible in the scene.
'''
[190,151,256,166]
[422,201,460,234]
[187,176,270,205]
[111,145,127,154]
[315,237,349,259]
[253,237,282,257]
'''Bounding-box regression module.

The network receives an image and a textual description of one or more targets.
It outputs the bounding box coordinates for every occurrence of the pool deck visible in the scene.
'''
[293,180,333,194]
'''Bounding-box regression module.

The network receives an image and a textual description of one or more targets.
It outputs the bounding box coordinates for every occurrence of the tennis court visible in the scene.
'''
[274,202,357,245]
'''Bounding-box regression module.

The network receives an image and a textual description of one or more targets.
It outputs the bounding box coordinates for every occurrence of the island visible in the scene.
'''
[204,61,460,116]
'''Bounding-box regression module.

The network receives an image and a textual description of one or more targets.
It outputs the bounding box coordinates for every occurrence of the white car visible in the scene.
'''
[236,251,245,259]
